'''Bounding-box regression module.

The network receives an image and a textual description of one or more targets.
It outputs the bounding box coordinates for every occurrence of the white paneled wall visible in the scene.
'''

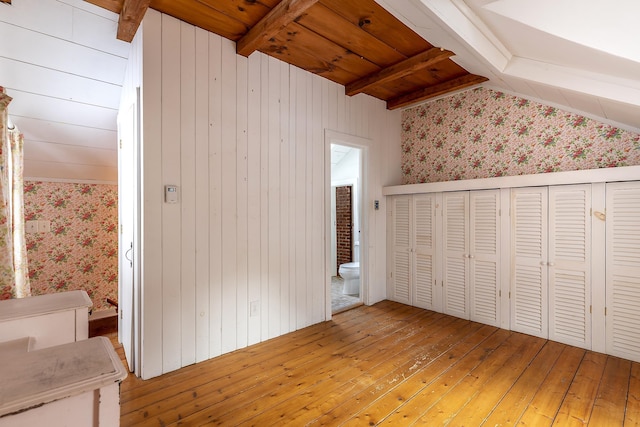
[122,10,401,379]
[2,0,128,182]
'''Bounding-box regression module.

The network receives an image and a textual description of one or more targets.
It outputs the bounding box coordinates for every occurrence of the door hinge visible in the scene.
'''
[119,139,123,149]
[509,291,511,299]
[590,305,592,314]
[604,307,607,316]
[499,290,502,297]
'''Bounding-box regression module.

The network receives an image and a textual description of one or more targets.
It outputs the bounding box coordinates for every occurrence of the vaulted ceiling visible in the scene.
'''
[85,0,489,110]
[1,0,639,182]
[381,0,640,131]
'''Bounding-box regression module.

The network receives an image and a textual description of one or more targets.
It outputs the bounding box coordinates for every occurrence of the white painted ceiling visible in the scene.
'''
[378,0,640,132]
[0,0,128,182]
[331,144,353,168]
[1,0,639,182]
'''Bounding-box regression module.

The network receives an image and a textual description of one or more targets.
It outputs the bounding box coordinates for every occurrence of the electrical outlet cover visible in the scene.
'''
[26,220,38,234]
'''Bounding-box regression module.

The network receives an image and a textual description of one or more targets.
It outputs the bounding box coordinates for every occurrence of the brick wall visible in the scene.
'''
[336,185,352,275]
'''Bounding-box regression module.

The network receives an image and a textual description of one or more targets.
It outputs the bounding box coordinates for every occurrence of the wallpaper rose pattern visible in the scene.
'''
[24,181,118,311]
[401,87,640,184]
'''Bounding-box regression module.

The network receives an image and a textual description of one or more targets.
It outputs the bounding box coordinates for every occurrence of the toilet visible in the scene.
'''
[339,242,360,295]
[338,262,360,295]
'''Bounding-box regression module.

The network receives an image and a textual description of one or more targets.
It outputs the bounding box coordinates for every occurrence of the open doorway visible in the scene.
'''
[330,143,363,313]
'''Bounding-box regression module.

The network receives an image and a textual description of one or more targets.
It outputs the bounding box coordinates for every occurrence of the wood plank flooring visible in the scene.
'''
[112,300,640,426]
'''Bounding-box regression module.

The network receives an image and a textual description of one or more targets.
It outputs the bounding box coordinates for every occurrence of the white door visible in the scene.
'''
[469,190,500,327]
[443,192,469,319]
[606,181,640,362]
[548,185,591,349]
[390,196,411,305]
[413,194,437,310]
[511,187,548,338]
[117,98,139,372]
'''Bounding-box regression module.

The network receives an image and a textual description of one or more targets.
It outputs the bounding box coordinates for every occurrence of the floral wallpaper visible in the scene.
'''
[24,181,118,311]
[401,87,640,184]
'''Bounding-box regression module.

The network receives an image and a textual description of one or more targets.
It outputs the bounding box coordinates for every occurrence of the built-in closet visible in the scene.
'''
[388,194,436,308]
[388,190,501,327]
[384,167,640,363]
[511,185,591,349]
[605,181,640,362]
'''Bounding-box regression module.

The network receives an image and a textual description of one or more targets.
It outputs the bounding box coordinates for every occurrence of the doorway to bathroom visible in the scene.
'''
[330,143,363,313]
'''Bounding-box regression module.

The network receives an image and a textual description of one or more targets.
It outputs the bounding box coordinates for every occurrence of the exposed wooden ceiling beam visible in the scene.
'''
[236,0,320,57]
[0,0,11,3]
[387,74,489,110]
[117,0,150,42]
[346,48,454,96]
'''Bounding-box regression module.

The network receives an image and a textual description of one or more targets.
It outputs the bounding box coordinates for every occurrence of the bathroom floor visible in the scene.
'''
[331,276,361,313]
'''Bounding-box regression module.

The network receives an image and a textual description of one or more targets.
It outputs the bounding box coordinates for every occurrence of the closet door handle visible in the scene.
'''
[468,255,475,259]
[547,262,555,266]
[125,242,133,268]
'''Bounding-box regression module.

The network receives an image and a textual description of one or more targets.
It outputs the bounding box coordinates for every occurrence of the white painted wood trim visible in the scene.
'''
[25,177,117,185]
[590,182,606,353]
[383,165,640,195]
[324,130,373,312]
[499,188,511,330]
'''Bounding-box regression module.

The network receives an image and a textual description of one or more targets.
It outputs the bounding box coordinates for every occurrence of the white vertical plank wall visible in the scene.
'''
[208,33,223,361]
[247,53,262,347]
[130,10,401,379]
[194,27,211,363]
[236,44,249,350]
[180,20,197,368]
[139,13,163,380]
[160,14,182,374]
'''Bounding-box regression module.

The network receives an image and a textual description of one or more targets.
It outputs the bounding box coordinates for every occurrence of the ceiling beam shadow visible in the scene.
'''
[346,47,454,96]
[387,74,489,110]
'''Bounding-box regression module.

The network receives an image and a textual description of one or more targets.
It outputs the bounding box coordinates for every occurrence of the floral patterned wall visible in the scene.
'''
[401,87,640,184]
[24,181,118,311]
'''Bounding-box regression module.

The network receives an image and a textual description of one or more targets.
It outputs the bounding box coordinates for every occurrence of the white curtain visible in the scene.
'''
[0,86,30,299]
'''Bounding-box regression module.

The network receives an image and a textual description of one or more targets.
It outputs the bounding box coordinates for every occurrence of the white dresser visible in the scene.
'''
[0,291,127,426]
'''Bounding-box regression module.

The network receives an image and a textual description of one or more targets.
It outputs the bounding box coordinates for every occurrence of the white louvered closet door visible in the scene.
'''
[390,196,412,305]
[511,188,548,339]
[443,192,469,319]
[413,195,436,310]
[606,181,640,363]
[548,185,591,349]
[469,190,500,327]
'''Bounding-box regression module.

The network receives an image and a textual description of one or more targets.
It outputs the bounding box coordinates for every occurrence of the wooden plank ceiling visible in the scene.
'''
[86,0,488,109]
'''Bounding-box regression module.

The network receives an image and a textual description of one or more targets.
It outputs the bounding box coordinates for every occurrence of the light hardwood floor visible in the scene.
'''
[112,300,640,426]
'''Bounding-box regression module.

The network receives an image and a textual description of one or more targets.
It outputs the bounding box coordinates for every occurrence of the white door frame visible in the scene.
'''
[324,130,371,319]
